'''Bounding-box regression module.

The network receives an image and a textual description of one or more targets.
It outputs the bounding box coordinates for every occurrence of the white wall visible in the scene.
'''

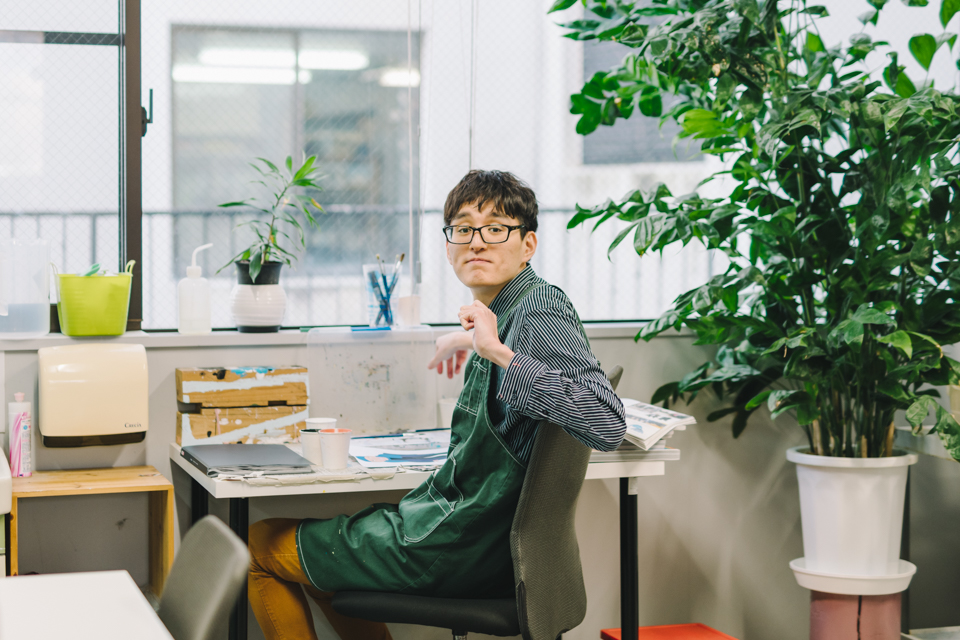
[5,328,958,639]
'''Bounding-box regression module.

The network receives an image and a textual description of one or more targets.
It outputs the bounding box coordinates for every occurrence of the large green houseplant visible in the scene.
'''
[555,0,960,461]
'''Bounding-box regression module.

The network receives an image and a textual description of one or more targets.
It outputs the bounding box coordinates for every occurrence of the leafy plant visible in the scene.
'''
[219,155,324,283]
[555,0,960,460]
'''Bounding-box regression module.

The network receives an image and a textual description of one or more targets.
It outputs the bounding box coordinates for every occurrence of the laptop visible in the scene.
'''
[181,444,314,477]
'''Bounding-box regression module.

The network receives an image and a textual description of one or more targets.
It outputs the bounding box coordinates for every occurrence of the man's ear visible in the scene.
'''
[521,231,537,264]
[446,240,454,266]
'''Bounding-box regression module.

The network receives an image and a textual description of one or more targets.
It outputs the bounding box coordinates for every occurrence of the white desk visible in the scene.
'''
[0,570,173,640]
[170,442,678,640]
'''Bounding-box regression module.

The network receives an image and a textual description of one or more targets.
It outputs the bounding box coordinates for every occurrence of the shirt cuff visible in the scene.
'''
[498,352,547,411]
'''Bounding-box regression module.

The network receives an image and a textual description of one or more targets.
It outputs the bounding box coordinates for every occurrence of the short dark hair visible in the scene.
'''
[443,170,538,234]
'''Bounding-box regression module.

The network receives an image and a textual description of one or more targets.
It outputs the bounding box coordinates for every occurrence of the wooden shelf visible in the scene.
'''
[5,466,174,597]
[12,466,171,497]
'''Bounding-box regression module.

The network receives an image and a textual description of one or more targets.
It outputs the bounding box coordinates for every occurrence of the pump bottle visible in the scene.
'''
[178,243,213,335]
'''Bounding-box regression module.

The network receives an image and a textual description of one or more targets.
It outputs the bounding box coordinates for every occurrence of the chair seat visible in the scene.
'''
[332,591,520,637]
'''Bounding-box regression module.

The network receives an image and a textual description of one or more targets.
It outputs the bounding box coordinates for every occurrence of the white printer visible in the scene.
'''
[38,343,148,447]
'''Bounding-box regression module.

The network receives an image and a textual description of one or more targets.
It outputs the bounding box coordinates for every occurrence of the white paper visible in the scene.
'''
[349,429,451,469]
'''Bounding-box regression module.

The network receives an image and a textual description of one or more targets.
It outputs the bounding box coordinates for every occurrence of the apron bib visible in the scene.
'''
[297,279,542,598]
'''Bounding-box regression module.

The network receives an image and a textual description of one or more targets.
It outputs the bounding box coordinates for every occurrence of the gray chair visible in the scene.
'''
[158,515,250,640]
[333,365,625,640]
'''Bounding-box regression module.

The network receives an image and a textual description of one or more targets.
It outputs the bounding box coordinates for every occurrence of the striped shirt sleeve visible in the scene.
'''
[496,299,626,452]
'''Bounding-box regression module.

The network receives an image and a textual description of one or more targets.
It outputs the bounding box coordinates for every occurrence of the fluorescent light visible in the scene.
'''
[299,50,369,70]
[173,64,297,85]
[196,47,368,71]
[298,70,313,84]
[377,68,420,88]
[197,48,295,68]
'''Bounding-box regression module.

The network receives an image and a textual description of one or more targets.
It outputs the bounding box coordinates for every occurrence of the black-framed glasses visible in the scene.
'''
[443,224,525,244]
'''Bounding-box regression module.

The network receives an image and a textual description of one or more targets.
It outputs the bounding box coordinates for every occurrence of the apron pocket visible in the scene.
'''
[399,478,459,543]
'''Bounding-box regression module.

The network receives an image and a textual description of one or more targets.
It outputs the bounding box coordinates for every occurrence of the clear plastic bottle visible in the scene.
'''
[178,243,213,335]
[8,392,32,477]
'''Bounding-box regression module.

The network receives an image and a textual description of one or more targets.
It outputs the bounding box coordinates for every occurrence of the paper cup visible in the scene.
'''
[299,430,324,465]
[438,398,457,430]
[397,295,421,326]
[305,417,337,430]
[319,428,352,469]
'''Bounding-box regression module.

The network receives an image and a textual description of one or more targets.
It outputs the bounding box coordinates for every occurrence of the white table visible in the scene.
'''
[0,570,173,640]
[170,442,679,640]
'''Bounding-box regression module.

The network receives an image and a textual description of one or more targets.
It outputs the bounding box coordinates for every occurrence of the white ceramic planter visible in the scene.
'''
[229,284,286,332]
[787,446,918,577]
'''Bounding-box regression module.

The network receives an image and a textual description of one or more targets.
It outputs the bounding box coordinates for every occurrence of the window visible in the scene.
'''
[0,3,126,307]
[4,1,953,332]
[581,39,699,165]
[140,19,419,329]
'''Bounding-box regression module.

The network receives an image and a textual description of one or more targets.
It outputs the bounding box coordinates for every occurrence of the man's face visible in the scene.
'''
[445,200,537,293]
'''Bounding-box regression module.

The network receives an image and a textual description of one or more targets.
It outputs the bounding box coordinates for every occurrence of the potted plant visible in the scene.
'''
[219,155,324,332]
[555,0,960,590]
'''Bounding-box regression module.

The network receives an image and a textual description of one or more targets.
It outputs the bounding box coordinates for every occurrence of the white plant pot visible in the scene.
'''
[787,446,918,577]
[230,284,286,332]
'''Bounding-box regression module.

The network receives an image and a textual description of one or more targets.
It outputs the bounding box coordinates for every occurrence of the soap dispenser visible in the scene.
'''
[178,243,213,335]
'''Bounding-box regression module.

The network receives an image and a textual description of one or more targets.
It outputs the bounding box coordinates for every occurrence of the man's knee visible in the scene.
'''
[248,518,300,566]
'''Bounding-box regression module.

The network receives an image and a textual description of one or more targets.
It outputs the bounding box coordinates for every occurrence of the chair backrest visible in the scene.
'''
[509,365,623,640]
[158,515,250,640]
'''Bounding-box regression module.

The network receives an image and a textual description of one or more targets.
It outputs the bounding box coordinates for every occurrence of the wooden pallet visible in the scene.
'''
[176,366,308,408]
[176,405,308,445]
[176,366,309,445]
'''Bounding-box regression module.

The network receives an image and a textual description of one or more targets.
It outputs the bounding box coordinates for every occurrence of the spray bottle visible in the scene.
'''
[178,243,213,335]
[8,392,32,477]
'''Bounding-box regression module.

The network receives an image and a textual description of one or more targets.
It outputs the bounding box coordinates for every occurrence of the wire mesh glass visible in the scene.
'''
[127,0,951,328]
[0,1,121,283]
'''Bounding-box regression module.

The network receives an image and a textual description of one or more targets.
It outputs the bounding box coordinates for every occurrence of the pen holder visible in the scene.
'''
[362,263,399,327]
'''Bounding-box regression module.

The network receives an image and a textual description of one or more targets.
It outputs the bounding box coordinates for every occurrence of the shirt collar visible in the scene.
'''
[488,265,538,317]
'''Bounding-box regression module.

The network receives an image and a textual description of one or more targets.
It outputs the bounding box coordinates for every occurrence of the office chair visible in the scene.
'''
[157,515,250,640]
[333,365,625,640]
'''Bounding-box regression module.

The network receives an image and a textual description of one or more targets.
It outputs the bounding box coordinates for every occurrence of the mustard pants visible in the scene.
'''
[248,518,393,640]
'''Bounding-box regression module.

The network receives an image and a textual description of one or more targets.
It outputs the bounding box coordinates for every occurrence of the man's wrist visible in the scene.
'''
[489,344,515,369]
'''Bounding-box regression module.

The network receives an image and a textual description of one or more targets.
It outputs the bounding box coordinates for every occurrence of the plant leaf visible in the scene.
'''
[942,0,960,25]
[876,330,912,358]
[851,305,896,325]
[909,33,937,70]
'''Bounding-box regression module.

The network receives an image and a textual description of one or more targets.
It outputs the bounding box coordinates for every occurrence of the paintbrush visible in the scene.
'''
[387,252,405,295]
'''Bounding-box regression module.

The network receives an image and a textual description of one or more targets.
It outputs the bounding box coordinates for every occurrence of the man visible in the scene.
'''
[248,170,626,640]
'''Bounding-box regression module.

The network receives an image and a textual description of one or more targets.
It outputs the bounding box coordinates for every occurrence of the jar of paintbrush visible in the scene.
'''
[362,253,404,327]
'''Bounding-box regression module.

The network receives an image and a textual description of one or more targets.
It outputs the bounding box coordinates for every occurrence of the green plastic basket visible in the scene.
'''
[55,261,135,336]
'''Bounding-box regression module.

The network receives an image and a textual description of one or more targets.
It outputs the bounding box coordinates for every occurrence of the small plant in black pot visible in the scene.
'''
[219,155,324,332]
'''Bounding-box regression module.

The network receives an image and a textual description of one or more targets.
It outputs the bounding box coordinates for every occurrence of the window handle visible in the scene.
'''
[141,88,153,137]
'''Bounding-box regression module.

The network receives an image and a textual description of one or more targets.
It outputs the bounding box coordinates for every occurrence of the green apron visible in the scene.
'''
[297,279,543,598]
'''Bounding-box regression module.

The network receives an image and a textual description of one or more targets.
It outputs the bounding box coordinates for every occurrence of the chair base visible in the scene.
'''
[332,591,520,638]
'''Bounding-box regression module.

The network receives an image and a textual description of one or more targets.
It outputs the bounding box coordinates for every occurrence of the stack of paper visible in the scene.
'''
[350,430,451,470]
[620,399,696,450]
[589,440,681,463]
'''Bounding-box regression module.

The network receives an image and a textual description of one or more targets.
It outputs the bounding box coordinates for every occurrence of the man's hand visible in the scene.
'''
[427,330,473,378]
[458,301,515,369]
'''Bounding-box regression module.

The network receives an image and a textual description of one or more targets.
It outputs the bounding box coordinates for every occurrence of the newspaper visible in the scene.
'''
[620,398,696,450]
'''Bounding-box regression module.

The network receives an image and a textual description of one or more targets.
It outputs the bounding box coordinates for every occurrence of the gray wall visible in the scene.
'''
[5,328,958,639]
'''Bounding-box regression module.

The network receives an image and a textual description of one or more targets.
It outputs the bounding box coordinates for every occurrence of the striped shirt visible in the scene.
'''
[486,265,626,462]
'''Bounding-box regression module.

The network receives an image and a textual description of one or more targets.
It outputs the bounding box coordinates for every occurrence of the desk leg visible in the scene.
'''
[190,477,208,526]
[149,488,175,597]
[620,478,639,640]
[4,498,15,577]
[228,497,249,640]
